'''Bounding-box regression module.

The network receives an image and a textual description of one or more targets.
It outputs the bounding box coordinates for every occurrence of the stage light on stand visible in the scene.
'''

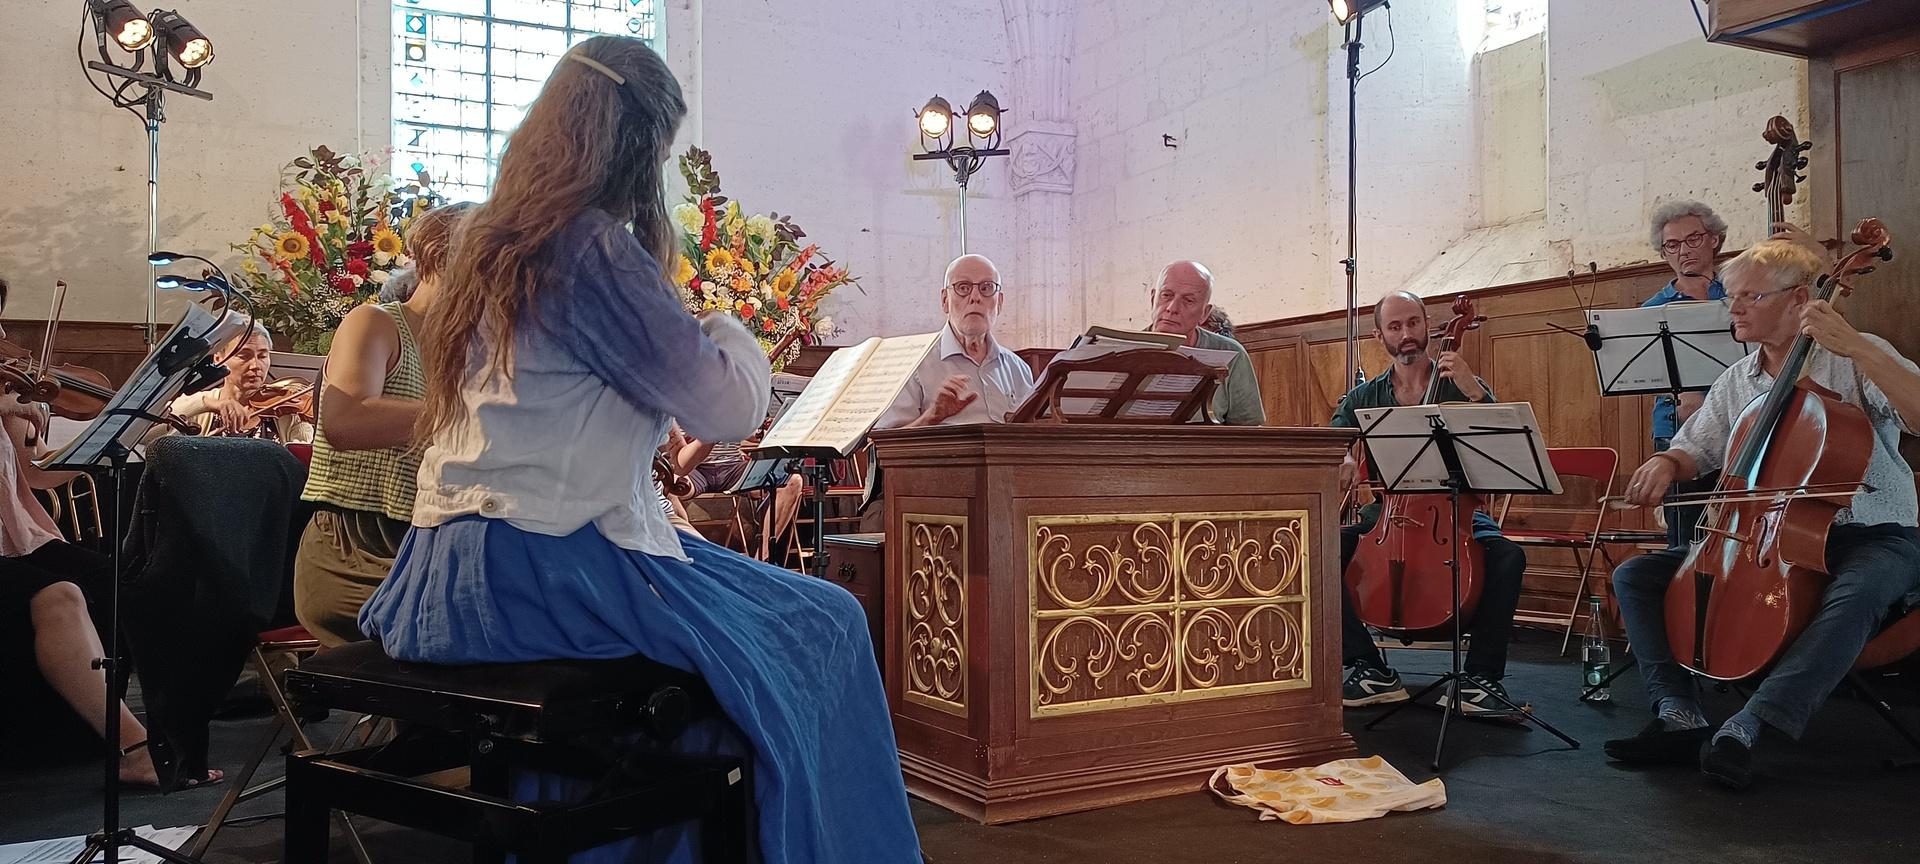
[154,10,213,68]
[1328,0,1387,25]
[90,0,154,50]
[917,95,953,140]
[965,90,1000,138]
[911,89,1007,254]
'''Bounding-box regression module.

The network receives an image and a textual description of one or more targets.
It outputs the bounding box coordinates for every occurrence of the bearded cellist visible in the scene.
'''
[1607,227,1920,791]
[1331,291,1529,712]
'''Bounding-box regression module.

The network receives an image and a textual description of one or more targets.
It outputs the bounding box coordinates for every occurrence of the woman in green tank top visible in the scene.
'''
[293,203,470,646]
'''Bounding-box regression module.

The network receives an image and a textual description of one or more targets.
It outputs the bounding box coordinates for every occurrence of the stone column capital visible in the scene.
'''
[1006,123,1077,197]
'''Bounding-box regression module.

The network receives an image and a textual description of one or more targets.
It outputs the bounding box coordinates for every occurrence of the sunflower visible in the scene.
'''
[705,248,736,273]
[673,256,696,286]
[274,231,311,261]
[771,269,798,297]
[371,227,404,257]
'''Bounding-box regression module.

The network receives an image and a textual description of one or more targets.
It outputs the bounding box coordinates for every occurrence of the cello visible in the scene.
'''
[1346,295,1487,637]
[1662,220,1893,681]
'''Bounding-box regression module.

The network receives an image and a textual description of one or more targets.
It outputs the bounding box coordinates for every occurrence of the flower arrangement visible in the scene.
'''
[231,146,443,353]
[671,147,854,369]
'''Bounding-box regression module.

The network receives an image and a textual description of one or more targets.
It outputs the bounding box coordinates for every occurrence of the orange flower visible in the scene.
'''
[732,274,753,295]
[761,318,778,332]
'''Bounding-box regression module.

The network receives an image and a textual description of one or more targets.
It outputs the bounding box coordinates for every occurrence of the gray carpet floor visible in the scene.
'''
[4,633,1916,863]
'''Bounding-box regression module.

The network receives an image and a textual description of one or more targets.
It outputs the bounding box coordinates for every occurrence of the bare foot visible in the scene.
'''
[119,746,160,787]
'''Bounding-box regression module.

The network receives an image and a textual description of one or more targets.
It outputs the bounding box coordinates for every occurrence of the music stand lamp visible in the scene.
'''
[79,0,216,345]
[1570,302,1746,699]
[1352,403,1580,771]
[43,298,237,864]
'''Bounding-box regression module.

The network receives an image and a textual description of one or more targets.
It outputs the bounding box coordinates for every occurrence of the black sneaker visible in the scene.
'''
[1437,674,1516,715]
[1700,735,1754,791]
[1342,663,1408,707]
[1604,718,1711,764]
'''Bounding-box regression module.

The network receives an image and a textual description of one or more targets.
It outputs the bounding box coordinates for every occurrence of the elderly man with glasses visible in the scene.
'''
[876,254,1036,429]
[1148,260,1266,426]
[1643,201,1731,546]
[1604,229,1920,791]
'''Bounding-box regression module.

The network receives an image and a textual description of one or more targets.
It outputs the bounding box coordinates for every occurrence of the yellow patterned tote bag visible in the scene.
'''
[1208,756,1446,824]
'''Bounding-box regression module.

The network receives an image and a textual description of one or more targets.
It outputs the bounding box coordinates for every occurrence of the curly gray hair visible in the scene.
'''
[1649,200,1729,250]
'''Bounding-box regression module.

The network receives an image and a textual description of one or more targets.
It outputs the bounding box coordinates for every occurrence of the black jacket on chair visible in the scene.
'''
[121,436,311,788]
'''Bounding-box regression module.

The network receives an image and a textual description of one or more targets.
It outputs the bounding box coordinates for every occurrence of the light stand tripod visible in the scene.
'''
[1354,405,1579,771]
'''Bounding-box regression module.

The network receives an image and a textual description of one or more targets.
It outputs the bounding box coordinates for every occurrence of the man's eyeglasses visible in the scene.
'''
[947,280,1001,298]
[1660,232,1714,254]
[1727,287,1798,309]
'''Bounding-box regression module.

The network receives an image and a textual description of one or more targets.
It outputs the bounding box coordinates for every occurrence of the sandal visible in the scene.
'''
[138,737,227,793]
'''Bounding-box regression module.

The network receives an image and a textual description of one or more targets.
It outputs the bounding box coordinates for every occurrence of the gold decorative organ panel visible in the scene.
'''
[1028,511,1312,717]
[903,515,968,716]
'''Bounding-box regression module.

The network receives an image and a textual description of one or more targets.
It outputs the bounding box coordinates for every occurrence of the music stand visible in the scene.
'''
[1587,300,1745,403]
[1007,349,1225,424]
[1351,402,1580,770]
[40,302,238,864]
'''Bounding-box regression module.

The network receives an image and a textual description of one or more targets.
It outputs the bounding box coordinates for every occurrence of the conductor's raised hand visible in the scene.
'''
[928,374,979,424]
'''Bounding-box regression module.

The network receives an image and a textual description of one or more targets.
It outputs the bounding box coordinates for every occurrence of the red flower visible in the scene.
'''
[761,318,777,332]
[740,303,757,318]
[699,198,717,250]
[689,277,702,293]
[281,194,313,233]
[345,258,371,277]
[775,295,790,310]
[329,273,357,295]
[347,241,374,258]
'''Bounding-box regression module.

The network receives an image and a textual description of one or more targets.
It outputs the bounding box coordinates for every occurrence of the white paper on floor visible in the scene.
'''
[0,825,198,864]
[1208,755,1447,824]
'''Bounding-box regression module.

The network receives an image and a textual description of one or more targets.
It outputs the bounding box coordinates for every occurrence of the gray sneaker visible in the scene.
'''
[1342,663,1408,707]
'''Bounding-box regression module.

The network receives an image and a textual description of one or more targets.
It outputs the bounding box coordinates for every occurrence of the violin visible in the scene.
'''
[0,339,115,422]
[208,377,316,436]
[1344,295,1489,637]
[1661,219,1893,681]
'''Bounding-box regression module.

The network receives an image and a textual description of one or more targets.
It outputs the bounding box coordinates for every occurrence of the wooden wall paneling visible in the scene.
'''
[1248,335,1310,427]
[1832,49,1920,461]
[0,320,159,386]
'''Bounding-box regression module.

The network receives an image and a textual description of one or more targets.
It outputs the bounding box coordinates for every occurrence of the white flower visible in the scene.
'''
[369,271,392,285]
[373,250,393,266]
[395,254,414,268]
[746,214,776,244]
[349,273,366,287]
[813,316,836,339]
[672,203,703,235]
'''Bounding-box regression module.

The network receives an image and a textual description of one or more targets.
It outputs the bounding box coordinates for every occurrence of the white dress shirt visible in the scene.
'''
[875,323,1036,429]
[1670,332,1918,527]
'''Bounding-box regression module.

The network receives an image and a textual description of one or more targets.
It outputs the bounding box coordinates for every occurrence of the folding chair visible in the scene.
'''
[1494,446,1622,653]
[189,626,373,864]
[686,491,755,554]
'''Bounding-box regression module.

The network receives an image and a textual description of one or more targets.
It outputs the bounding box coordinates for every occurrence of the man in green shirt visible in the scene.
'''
[1148,261,1267,426]
[1329,291,1528,713]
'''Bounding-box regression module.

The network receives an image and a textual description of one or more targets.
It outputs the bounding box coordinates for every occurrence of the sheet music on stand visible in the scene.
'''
[1353,402,1562,496]
[1588,301,1746,396]
[1010,343,1230,424]
[40,303,244,469]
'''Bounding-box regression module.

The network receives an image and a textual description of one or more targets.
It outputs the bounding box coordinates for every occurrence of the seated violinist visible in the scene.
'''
[0,278,214,787]
[667,420,806,560]
[163,323,315,443]
[291,202,466,647]
[1330,290,1527,712]
[1605,229,1920,791]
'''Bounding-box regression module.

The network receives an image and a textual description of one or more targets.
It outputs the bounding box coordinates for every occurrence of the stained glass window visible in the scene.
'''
[392,0,662,201]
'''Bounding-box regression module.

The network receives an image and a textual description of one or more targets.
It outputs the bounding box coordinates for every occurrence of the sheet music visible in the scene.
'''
[757,331,938,454]
[758,338,874,451]
[808,333,938,451]
[1590,301,1747,395]
[1354,402,1562,495]
[1046,342,1232,396]
[0,825,196,864]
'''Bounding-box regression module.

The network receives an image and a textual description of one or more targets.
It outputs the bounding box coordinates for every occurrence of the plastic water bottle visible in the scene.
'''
[1582,594,1612,702]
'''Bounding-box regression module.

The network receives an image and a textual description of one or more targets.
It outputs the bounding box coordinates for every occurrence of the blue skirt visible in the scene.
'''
[358,516,921,864]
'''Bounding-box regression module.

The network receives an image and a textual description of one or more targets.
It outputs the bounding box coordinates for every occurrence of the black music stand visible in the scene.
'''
[41,303,237,864]
[1351,403,1580,771]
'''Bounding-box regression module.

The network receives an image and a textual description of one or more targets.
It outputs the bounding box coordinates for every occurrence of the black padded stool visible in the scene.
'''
[284,640,748,864]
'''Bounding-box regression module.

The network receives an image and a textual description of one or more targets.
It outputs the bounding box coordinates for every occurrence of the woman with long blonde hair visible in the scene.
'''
[356,36,920,862]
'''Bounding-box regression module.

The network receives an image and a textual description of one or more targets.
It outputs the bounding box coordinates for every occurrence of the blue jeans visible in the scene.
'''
[1653,437,1715,549]
[1611,523,1920,737]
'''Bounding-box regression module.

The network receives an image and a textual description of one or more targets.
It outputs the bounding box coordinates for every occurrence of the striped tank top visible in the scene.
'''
[300,303,426,521]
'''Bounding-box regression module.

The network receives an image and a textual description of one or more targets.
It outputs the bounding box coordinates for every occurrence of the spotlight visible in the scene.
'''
[965,90,1000,139]
[1328,0,1388,25]
[154,275,186,290]
[154,9,213,68]
[90,0,153,51]
[147,251,178,265]
[918,95,952,139]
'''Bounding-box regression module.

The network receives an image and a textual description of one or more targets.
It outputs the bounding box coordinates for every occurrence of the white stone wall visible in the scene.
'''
[0,0,391,323]
[667,0,1012,344]
[1546,1,1807,272]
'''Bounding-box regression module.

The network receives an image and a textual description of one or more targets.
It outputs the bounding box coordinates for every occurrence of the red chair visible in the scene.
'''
[1494,447,1622,652]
